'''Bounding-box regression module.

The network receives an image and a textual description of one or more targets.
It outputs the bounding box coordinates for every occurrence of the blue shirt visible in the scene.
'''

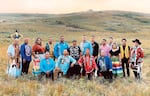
[56,55,76,75]
[20,43,32,61]
[54,42,69,58]
[40,58,55,73]
[97,56,112,71]
[80,41,93,55]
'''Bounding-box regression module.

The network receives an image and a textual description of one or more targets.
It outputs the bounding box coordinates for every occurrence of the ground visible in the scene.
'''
[0,11,150,96]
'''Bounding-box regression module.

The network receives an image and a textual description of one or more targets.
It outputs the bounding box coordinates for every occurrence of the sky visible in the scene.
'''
[0,0,150,14]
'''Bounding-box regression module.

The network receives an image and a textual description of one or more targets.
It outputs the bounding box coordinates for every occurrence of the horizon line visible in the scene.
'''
[0,10,150,15]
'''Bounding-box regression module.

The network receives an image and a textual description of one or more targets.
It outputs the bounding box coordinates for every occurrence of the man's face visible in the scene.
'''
[122,40,126,46]
[100,51,105,57]
[73,41,77,46]
[134,42,138,46]
[102,40,106,45]
[86,49,90,55]
[25,39,29,44]
[60,36,64,42]
[14,39,19,45]
[82,36,86,42]
[109,38,113,43]
[91,36,95,42]
[45,52,50,59]
[49,38,52,44]
[63,50,68,56]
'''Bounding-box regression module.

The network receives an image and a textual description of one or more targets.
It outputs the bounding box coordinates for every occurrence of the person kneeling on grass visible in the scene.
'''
[97,50,113,81]
[78,48,98,80]
[55,50,76,78]
[40,52,55,81]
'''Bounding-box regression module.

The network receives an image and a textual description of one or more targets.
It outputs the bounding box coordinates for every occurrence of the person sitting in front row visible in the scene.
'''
[97,50,113,81]
[78,48,98,80]
[55,50,76,78]
[40,52,55,81]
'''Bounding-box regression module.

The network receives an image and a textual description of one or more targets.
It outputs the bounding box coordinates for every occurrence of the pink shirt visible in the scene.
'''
[100,44,111,56]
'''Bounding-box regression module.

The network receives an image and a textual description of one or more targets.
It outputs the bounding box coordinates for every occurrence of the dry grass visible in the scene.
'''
[0,11,150,95]
[0,31,150,96]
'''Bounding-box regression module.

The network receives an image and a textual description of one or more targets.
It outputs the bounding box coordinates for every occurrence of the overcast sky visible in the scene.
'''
[0,0,149,14]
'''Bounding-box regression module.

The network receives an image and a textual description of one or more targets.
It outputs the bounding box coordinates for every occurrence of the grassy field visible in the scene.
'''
[0,11,150,96]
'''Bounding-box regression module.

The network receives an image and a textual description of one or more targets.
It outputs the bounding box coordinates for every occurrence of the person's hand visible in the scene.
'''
[94,69,98,77]
[23,59,26,63]
[79,64,83,67]
[46,71,50,75]
[128,60,130,64]
[55,67,60,71]
[94,56,98,60]
[70,63,74,67]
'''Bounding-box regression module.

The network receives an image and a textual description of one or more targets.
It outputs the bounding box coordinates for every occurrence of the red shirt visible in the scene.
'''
[32,44,45,54]
[78,55,97,73]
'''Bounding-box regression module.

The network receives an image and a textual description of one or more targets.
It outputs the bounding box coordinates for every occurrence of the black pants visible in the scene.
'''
[67,65,81,76]
[41,71,54,81]
[121,58,130,77]
[131,62,141,79]
[22,60,30,74]
[101,70,113,79]
[87,72,93,80]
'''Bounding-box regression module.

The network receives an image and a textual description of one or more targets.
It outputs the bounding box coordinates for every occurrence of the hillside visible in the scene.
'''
[0,11,150,33]
[0,11,150,96]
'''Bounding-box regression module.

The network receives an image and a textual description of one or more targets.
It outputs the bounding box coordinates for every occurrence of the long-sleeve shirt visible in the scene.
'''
[130,46,144,63]
[32,44,45,54]
[78,55,97,73]
[40,58,55,73]
[7,44,20,59]
[97,56,112,72]
[54,42,69,58]
[80,41,93,55]
[56,55,76,74]
[92,42,99,57]
[100,44,111,56]
[20,43,32,61]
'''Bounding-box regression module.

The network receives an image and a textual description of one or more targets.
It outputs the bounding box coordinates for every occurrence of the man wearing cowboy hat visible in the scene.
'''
[130,39,144,79]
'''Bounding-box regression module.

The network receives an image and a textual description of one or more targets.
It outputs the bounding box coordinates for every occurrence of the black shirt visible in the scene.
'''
[92,42,99,57]
[68,46,81,61]
[109,49,120,56]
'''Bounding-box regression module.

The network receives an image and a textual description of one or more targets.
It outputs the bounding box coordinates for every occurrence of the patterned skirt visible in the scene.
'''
[32,54,44,75]
[111,56,123,77]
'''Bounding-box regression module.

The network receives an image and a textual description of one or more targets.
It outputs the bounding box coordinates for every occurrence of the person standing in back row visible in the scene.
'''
[91,35,99,64]
[100,39,111,57]
[20,38,32,74]
[80,35,93,55]
[130,39,144,79]
[54,36,69,59]
[109,43,123,78]
[45,37,55,59]
[119,38,130,77]
[68,40,82,78]
[109,37,113,49]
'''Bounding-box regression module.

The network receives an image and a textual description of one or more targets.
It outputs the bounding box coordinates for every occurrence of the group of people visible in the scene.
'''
[7,33,144,81]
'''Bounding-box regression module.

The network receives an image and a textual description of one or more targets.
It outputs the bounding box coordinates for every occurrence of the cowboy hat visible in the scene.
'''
[132,39,141,45]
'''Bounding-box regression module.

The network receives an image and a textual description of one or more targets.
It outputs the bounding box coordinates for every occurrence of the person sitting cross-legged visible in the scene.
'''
[40,51,55,81]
